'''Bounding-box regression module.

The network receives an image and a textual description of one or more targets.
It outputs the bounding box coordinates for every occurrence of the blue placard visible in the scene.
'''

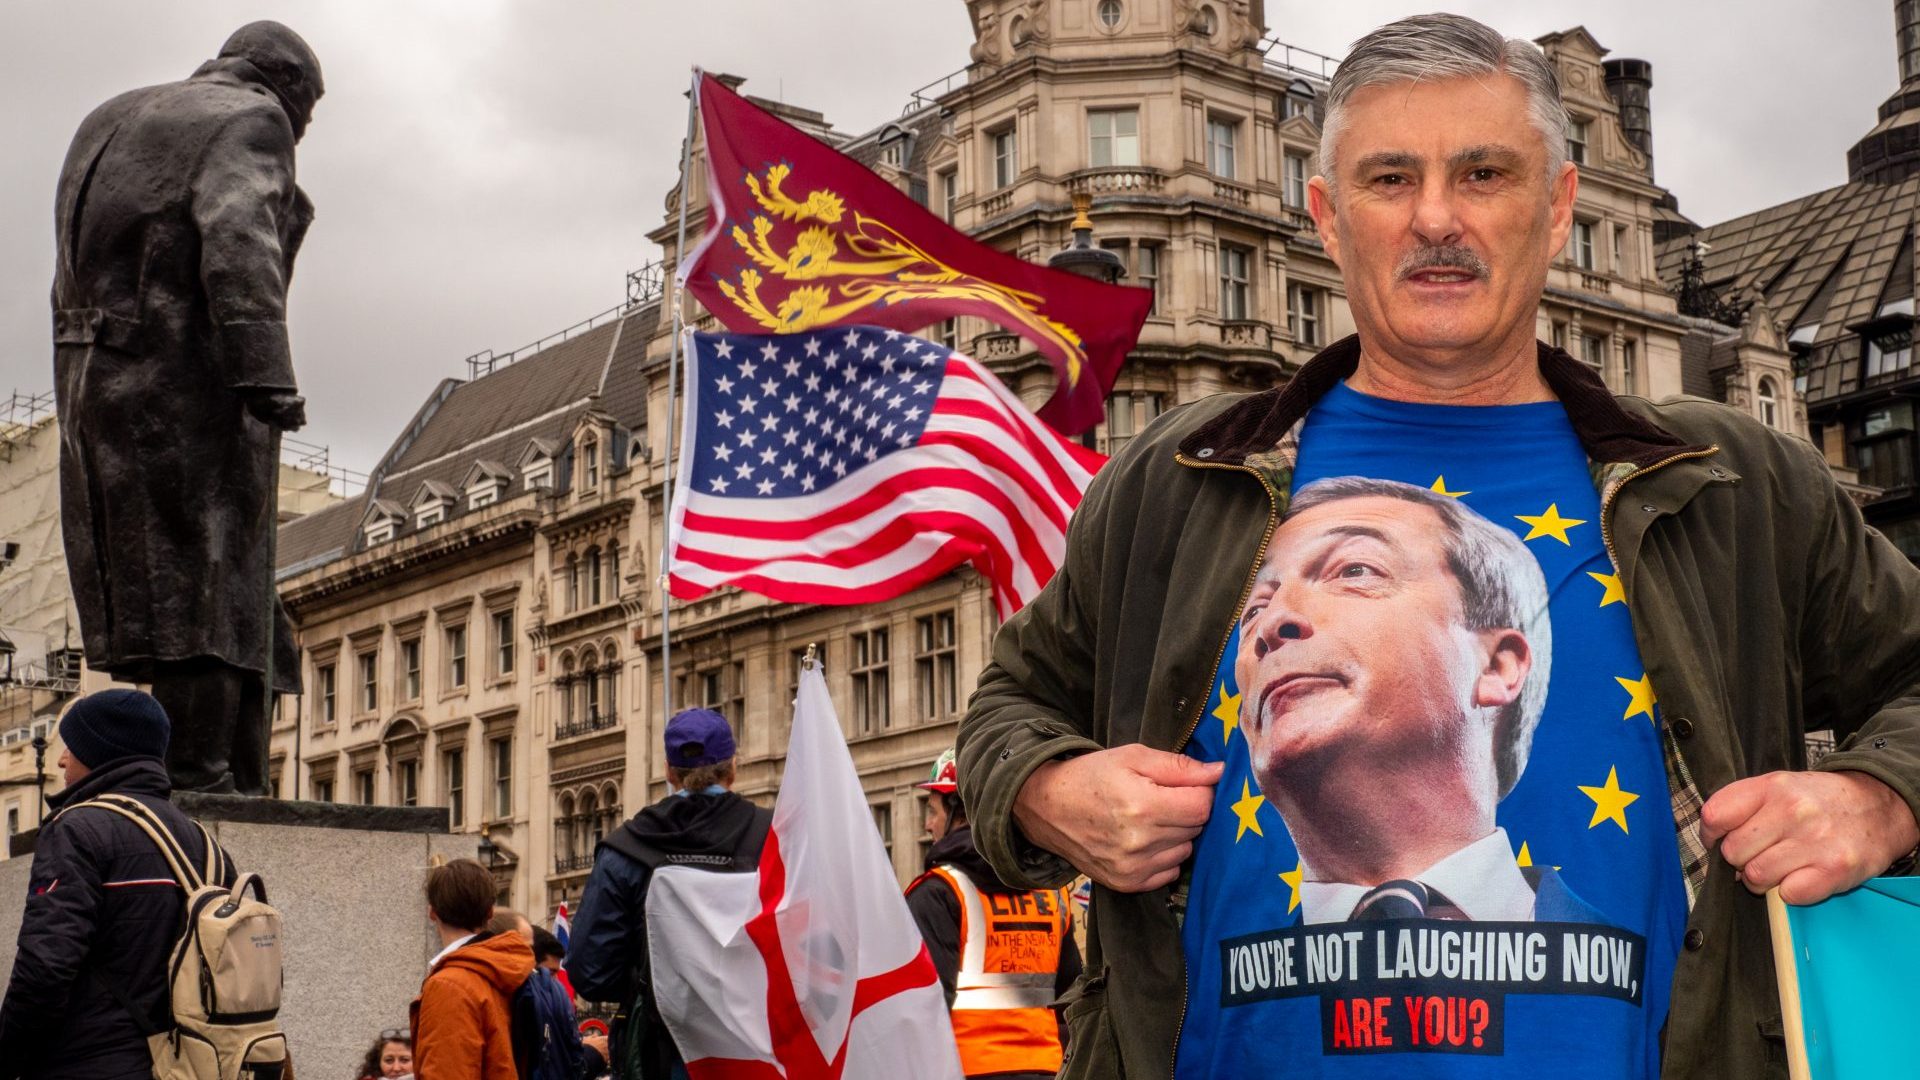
[1781,877,1920,1078]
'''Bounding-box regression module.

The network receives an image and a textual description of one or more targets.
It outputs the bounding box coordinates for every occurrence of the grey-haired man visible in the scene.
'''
[960,12,1920,1078]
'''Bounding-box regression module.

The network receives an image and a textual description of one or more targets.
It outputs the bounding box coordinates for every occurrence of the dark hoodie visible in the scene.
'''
[0,758,234,1080]
[567,791,772,1075]
[905,824,1083,1032]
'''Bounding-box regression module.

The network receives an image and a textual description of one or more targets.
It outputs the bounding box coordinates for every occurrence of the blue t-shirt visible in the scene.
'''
[1173,381,1686,1078]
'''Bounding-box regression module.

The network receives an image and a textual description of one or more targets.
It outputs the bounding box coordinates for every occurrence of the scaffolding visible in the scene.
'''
[281,436,369,498]
[465,263,666,380]
[0,390,56,463]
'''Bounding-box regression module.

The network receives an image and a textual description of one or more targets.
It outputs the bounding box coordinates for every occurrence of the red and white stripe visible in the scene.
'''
[667,351,1102,620]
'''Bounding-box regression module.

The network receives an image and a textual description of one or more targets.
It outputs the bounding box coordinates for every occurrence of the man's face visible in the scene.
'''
[58,747,87,788]
[1235,496,1522,795]
[923,794,953,843]
[1307,74,1577,365]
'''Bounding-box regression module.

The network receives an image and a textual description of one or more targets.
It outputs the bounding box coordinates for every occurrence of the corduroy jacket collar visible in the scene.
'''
[1176,334,1709,469]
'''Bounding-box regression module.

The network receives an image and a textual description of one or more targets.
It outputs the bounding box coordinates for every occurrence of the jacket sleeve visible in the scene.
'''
[566,851,644,1004]
[905,878,961,1007]
[189,104,299,394]
[0,816,107,1079]
[1798,439,1920,849]
[958,451,1115,891]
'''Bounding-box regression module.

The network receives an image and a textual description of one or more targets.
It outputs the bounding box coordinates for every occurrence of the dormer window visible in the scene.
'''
[365,521,396,545]
[580,438,600,492]
[417,505,445,528]
[409,482,456,530]
[362,501,406,547]
[525,462,552,490]
[469,486,498,510]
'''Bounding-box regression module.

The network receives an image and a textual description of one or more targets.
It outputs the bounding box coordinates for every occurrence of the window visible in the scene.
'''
[524,461,552,490]
[872,802,894,864]
[1207,117,1239,179]
[850,628,891,735]
[915,611,959,721]
[396,759,419,807]
[491,736,512,819]
[444,748,465,828]
[992,127,1017,189]
[401,638,422,702]
[1288,283,1322,347]
[1088,108,1140,168]
[1573,221,1595,271]
[587,548,604,607]
[1551,321,1569,351]
[1867,327,1914,380]
[880,138,905,169]
[1097,0,1124,29]
[358,651,378,713]
[581,439,600,491]
[1218,244,1251,321]
[446,625,467,689]
[314,777,334,803]
[1581,333,1608,370]
[1757,377,1780,429]
[1622,339,1638,393]
[316,663,336,725]
[355,768,375,806]
[939,168,958,223]
[1104,395,1135,455]
[1137,242,1162,314]
[1284,152,1309,208]
[6,806,17,841]
[1568,118,1589,166]
[1612,224,1629,275]
[417,504,445,529]
[937,319,959,351]
[493,610,515,677]
[1283,94,1311,120]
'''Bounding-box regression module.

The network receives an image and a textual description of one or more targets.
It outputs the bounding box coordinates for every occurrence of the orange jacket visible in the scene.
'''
[410,930,534,1080]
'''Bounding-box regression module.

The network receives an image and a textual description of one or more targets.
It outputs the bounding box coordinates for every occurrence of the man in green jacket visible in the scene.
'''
[959,13,1920,1080]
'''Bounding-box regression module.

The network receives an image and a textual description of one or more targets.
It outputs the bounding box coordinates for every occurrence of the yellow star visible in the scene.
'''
[1516,841,1534,868]
[1615,674,1657,723]
[1212,682,1242,743]
[1230,779,1266,842]
[1516,503,1587,545]
[1430,476,1470,497]
[1279,860,1304,915]
[1579,766,1640,834]
[1587,571,1626,607]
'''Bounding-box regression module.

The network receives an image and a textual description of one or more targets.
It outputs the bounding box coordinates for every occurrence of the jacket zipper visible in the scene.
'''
[1166,452,1283,1080]
[1598,446,1721,572]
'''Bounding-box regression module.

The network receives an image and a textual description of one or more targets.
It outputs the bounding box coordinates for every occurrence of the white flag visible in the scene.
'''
[644,662,964,1080]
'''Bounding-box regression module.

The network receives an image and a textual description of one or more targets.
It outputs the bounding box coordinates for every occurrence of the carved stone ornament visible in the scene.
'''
[969,1,1004,64]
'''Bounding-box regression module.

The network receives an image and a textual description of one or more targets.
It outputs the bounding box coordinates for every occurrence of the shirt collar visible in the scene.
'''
[1299,829,1535,924]
[429,932,476,970]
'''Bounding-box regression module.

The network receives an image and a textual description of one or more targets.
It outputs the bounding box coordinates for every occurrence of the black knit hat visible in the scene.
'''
[59,689,171,768]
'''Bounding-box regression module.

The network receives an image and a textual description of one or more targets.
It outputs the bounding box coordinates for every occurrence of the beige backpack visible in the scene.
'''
[73,793,288,1080]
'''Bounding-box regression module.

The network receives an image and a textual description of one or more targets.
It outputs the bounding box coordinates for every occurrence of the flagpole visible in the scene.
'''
[660,67,700,732]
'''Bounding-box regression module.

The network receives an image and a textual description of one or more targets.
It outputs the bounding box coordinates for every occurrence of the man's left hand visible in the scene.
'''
[1701,770,1920,905]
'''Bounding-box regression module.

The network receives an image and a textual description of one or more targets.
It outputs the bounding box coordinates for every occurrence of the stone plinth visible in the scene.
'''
[1,796,474,1080]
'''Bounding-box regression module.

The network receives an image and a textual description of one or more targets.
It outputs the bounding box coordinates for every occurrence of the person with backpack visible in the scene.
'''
[410,859,533,1080]
[486,910,608,1080]
[0,688,240,1080]
[567,708,772,1080]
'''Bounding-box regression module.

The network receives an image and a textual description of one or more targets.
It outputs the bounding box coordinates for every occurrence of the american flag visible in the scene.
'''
[665,327,1103,619]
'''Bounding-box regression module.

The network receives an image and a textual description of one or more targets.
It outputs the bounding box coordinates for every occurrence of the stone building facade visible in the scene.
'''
[262,1,1777,914]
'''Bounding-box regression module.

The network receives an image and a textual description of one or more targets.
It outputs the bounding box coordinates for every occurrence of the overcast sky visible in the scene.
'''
[0,1,1896,474]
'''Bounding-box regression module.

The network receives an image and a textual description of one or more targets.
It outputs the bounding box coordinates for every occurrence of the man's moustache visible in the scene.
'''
[1397,245,1489,280]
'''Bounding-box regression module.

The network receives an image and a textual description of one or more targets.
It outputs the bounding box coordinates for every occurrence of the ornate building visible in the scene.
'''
[265,0,1753,912]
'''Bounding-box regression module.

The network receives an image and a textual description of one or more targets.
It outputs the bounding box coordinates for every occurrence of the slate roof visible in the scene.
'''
[1656,174,1920,405]
[276,301,661,577]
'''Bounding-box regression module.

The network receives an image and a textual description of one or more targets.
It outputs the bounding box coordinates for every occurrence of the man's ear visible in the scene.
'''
[1472,628,1531,710]
[1545,159,1579,257]
[1307,175,1342,269]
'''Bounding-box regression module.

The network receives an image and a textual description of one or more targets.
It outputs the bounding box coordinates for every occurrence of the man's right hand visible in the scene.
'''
[1012,744,1223,893]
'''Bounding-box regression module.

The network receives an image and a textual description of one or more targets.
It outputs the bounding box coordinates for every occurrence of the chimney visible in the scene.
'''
[1602,58,1655,168]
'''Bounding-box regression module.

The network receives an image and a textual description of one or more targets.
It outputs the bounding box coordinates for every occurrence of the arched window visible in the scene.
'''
[1757,377,1780,429]
[577,789,600,856]
[601,782,622,836]
[558,653,576,726]
[556,793,576,861]
[582,648,601,722]
[580,437,600,492]
[608,542,621,592]
[586,547,603,607]
[566,555,580,612]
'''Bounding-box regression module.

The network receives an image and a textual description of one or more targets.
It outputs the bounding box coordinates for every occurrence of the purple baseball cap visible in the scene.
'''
[664,708,735,767]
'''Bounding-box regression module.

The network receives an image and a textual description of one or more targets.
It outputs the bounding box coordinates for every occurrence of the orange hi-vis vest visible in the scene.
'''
[921,864,1071,1078]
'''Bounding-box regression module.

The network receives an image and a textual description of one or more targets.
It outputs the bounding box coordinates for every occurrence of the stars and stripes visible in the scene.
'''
[666,327,1103,619]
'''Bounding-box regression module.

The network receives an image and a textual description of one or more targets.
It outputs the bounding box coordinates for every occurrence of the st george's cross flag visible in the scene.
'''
[664,327,1103,620]
[642,661,964,1080]
[681,71,1151,436]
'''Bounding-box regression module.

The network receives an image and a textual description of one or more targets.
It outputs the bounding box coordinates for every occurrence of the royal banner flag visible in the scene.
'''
[682,70,1151,436]
[1768,881,1920,1079]
[643,659,965,1080]
[664,327,1103,620]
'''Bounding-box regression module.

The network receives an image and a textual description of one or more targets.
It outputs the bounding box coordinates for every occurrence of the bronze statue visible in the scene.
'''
[52,22,323,795]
